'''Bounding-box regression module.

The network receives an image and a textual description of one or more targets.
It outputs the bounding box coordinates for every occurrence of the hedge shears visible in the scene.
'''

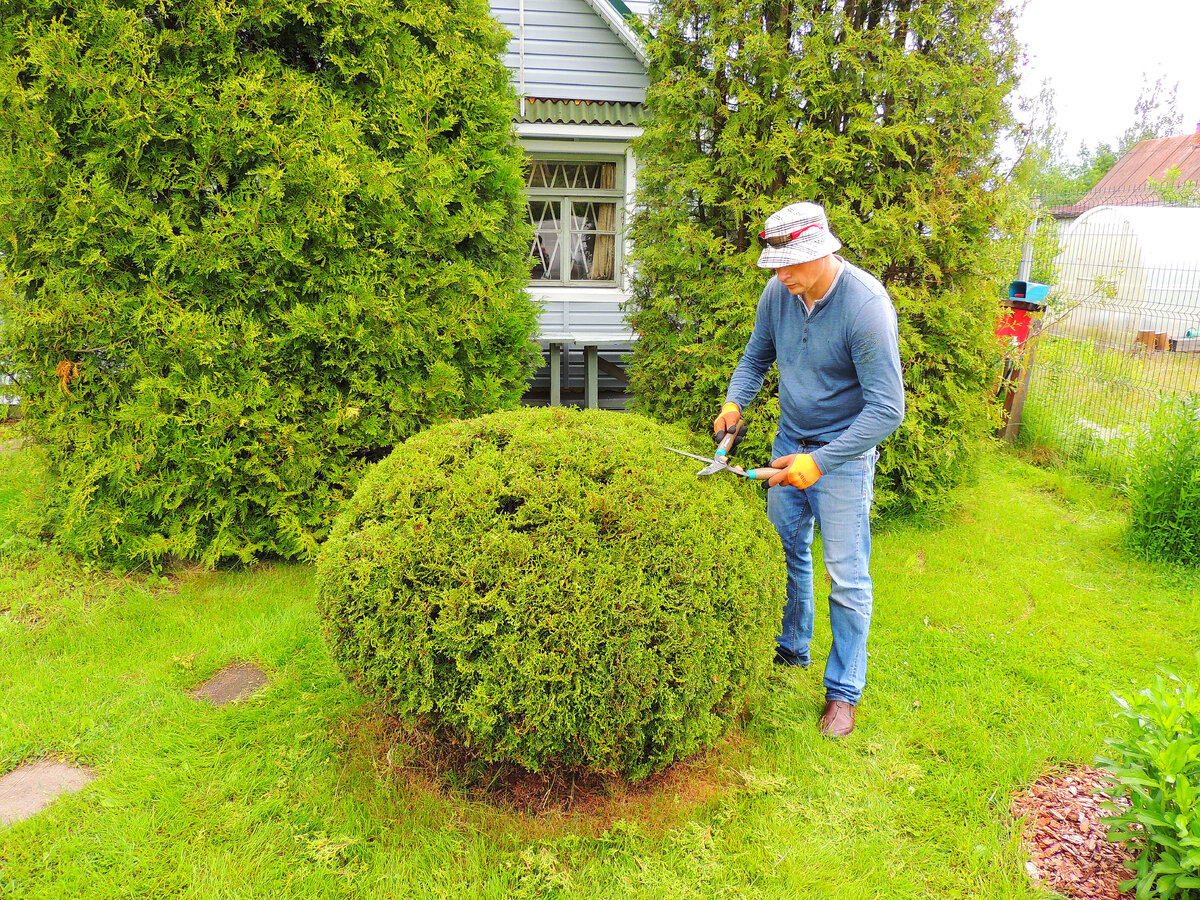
[664,445,785,482]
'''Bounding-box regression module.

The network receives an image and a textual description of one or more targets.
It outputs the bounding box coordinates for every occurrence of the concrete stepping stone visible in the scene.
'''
[0,760,96,826]
[189,662,269,707]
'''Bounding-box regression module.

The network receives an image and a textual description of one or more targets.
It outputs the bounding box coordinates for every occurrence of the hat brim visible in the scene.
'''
[756,234,842,268]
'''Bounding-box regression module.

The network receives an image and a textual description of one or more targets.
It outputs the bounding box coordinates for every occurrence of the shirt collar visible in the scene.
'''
[807,256,845,309]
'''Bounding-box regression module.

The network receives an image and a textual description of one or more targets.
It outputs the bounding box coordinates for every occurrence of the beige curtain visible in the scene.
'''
[589,164,616,280]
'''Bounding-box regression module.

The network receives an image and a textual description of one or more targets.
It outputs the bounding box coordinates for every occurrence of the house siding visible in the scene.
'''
[533,287,635,341]
[492,0,649,103]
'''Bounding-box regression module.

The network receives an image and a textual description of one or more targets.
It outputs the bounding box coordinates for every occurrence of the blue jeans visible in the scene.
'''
[767,444,878,705]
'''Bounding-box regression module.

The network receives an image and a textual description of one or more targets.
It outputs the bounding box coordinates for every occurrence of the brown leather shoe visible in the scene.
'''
[819,700,855,737]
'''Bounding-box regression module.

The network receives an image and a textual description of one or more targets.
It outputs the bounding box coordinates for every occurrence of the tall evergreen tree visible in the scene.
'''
[0,0,537,565]
[628,0,1020,515]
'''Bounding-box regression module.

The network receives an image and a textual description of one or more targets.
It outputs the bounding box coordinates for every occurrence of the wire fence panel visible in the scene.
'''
[1018,187,1200,481]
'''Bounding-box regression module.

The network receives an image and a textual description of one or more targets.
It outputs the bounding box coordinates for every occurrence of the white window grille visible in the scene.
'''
[525,158,622,284]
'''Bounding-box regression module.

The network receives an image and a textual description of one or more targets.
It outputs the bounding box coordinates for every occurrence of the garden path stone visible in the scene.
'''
[190,663,269,706]
[0,760,96,826]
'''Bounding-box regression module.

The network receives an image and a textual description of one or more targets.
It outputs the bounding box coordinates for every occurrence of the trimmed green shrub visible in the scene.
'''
[627,0,1020,516]
[1098,664,1200,899]
[317,407,783,780]
[1126,397,1200,567]
[0,0,537,566]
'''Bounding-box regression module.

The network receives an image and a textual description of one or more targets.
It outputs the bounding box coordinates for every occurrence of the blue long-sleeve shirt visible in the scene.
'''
[724,259,905,475]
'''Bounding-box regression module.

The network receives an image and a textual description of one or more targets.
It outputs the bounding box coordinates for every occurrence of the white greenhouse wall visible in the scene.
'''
[1052,206,1200,343]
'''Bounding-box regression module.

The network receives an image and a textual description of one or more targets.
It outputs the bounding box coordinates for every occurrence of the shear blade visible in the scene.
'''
[665,445,733,477]
[664,446,713,464]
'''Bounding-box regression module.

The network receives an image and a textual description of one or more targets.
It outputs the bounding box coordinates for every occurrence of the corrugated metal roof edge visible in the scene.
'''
[517,98,644,126]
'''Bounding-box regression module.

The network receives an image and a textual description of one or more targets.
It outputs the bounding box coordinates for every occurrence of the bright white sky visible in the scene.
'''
[1012,0,1200,156]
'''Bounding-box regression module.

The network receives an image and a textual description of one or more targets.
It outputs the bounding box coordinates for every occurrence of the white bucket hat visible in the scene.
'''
[756,201,842,268]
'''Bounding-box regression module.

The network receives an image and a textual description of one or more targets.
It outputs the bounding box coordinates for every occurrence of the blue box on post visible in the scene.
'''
[1007,281,1050,310]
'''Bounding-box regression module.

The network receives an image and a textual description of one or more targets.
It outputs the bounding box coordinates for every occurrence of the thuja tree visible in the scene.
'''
[0,0,538,565]
[628,0,1021,515]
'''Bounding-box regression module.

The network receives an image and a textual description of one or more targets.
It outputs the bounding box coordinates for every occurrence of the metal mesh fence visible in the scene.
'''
[1015,186,1200,481]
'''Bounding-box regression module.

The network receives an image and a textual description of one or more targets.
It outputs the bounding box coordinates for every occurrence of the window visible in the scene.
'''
[525,159,622,284]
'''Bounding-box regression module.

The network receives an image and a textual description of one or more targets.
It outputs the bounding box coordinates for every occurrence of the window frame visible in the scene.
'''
[524,154,626,288]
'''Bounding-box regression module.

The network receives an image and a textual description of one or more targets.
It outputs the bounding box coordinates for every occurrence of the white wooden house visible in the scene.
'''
[489,0,652,406]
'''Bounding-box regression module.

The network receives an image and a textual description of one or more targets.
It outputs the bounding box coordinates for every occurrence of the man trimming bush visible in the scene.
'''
[712,201,905,738]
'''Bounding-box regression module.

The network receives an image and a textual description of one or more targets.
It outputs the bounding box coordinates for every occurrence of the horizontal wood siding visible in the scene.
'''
[537,299,630,337]
[531,286,636,342]
[492,0,648,103]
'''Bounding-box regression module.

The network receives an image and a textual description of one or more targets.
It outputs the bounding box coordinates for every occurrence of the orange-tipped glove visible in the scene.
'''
[766,453,822,489]
[712,401,747,449]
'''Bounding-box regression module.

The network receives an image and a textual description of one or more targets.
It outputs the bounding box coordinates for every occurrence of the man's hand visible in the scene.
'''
[712,401,747,449]
[767,453,822,488]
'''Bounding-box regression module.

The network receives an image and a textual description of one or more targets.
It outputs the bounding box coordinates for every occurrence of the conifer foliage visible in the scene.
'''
[0,0,538,564]
[628,0,1020,514]
[319,407,782,780]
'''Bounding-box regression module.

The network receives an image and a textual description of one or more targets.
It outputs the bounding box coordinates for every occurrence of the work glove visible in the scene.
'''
[767,453,822,489]
[711,401,748,450]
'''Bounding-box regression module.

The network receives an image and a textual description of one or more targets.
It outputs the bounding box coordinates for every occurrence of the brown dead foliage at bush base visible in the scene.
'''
[1012,766,1136,900]
[342,709,731,832]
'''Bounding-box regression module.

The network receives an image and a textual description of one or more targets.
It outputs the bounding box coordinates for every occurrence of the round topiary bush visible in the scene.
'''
[317,407,783,780]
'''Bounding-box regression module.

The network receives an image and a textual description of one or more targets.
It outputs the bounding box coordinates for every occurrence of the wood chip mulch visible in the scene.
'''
[1012,766,1137,900]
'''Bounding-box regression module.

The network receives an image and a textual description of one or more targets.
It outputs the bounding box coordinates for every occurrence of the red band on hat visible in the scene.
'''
[759,223,825,241]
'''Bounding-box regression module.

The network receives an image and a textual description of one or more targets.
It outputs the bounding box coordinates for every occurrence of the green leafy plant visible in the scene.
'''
[1125,396,1200,566]
[317,407,783,780]
[0,0,537,566]
[1149,166,1200,208]
[627,0,1021,516]
[1097,661,1200,900]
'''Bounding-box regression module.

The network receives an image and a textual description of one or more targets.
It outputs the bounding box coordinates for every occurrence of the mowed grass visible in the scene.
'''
[0,436,1196,899]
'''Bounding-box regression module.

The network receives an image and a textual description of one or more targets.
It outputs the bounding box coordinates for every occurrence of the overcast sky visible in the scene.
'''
[1011,0,1200,155]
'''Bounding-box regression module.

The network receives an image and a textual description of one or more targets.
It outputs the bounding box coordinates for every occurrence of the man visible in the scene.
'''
[713,201,904,738]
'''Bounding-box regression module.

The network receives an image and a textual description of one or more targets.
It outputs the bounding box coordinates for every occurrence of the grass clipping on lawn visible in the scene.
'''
[317,407,783,782]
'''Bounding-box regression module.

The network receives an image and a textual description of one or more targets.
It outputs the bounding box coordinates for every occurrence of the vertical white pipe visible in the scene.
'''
[518,0,526,118]
[1018,200,1040,283]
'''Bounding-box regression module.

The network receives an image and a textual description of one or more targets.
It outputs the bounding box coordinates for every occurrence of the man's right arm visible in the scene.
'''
[724,288,777,410]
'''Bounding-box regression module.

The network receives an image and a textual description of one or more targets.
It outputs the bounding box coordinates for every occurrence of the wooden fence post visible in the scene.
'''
[1002,316,1043,444]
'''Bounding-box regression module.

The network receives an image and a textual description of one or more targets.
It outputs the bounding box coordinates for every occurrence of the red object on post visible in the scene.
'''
[996,282,1050,441]
[997,282,1048,346]
[996,305,1034,345]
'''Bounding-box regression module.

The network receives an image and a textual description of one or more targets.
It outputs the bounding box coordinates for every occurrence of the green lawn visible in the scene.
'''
[0,439,1196,899]
[1019,335,1200,482]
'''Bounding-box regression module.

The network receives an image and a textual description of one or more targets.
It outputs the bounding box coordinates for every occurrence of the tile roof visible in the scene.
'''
[1049,131,1200,218]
